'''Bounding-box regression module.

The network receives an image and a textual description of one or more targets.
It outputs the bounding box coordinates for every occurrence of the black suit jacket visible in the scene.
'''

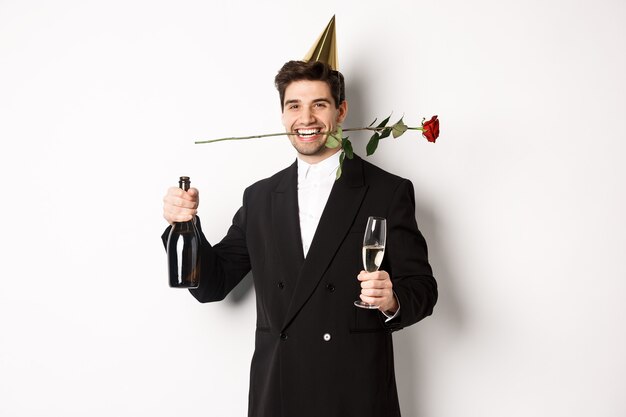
[165,155,437,417]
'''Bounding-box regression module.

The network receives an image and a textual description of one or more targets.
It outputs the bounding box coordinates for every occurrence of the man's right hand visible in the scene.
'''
[163,187,199,225]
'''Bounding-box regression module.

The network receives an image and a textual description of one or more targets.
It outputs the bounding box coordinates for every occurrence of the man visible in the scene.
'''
[162,60,437,416]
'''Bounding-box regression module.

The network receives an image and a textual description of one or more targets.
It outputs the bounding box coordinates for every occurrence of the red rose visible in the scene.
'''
[422,115,439,143]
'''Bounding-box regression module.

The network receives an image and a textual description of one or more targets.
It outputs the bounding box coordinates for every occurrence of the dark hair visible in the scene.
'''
[274,60,345,110]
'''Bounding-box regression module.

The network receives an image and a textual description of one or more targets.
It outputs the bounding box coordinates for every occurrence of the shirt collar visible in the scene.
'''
[297,151,341,182]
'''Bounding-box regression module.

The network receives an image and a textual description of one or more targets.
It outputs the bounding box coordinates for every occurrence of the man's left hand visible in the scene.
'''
[357,270,398,314]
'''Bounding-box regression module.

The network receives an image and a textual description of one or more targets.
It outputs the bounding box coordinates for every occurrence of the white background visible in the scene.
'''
[1,1,625,416]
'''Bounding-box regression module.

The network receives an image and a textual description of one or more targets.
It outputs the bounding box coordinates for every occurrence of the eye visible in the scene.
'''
[287,104,299,110]
[314,102,327,108]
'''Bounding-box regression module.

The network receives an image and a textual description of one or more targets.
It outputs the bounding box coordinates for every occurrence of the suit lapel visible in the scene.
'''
[281,155,367,331]
[271,160,305,279]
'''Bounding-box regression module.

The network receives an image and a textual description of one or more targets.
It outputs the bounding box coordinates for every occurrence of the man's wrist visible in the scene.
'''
[381,292,400,321]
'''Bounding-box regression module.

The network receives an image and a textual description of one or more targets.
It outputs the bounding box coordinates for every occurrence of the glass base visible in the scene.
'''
[354,300,379,309]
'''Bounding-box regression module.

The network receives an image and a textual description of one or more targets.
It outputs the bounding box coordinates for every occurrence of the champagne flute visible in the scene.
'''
[354,216,386,309]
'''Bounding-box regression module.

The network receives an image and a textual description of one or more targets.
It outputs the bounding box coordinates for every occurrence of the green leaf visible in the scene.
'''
[326,125,343,149]
[368,118,378,128]
[376,114,392,129]
[325,133,340,149]
[392,117,408,138]
[335,125,343,141]
[379,127,392,140]
[343,138,354,159]
[366,132,381,156]
[336,151,346,180]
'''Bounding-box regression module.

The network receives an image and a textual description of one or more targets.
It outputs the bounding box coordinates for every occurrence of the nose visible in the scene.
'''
[300,107,316,125]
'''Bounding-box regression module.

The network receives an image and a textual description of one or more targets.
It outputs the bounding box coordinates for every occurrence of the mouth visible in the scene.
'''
[294,128,323,141]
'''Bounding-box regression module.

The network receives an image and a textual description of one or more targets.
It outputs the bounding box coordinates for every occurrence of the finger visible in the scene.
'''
[359,272,391,286]
[166,186,185,197]
[163,210,195,223]
[163,203,197,220]
[358,270,390,281]
[163,202,197,216]
[370,270,390,280]
[164,194,198,210]
[177,190,199,205]
[165,187,199,203]
[179,198,199,209]
[361,288,390,297]
[187,187,199,198]
[188,188,200,207]
[180,188,199,206]
[357,271,384,281]
[359,294,380,306]
[360,279,392,289]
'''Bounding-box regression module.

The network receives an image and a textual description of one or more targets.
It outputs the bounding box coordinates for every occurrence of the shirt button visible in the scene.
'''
[326,283,335,292]
[277,282,285,290]
[323,333,331,342]
[280,333,288,341]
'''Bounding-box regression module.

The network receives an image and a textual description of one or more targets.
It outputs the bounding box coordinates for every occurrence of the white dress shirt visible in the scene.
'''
[297,151,341,257]
[296,151,400,320]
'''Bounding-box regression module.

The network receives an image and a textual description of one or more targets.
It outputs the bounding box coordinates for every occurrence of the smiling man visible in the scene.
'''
[162,23,437,417]
[281,77,347,163]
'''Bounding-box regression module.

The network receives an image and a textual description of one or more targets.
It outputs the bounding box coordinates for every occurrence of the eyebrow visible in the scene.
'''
[284,98,333,106]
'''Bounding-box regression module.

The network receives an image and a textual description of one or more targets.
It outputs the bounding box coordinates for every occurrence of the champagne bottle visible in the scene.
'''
[167,176,201,288]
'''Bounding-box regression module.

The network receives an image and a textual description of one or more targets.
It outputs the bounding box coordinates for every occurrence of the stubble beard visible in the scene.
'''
[292,139,326,156]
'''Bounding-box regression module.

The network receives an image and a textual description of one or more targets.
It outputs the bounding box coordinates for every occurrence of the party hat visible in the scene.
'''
[303,15,338,70]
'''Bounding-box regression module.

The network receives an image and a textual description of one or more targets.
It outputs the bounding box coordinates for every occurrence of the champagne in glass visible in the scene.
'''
[362,245,385,273]
[354,216,386,309]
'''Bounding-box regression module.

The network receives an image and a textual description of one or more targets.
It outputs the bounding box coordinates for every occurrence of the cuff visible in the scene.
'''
[381,291,401,322]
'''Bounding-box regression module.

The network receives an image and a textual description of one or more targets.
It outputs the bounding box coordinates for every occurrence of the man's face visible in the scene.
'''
[281,79,348,164]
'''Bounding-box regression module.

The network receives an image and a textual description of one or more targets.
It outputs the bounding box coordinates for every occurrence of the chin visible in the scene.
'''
[295,142,327,156]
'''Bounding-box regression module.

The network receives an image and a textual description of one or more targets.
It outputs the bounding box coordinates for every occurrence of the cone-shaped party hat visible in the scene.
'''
[303,15,338,70]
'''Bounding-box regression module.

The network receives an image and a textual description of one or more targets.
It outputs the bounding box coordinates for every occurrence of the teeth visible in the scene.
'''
[296,128,321,137]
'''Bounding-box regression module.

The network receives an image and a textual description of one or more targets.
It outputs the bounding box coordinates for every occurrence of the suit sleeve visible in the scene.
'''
[161,189,252,303]
[384,179,438,330]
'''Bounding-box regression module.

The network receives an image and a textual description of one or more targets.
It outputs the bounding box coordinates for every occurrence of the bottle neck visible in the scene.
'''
[178,176,191,191]
[176,176,194,225]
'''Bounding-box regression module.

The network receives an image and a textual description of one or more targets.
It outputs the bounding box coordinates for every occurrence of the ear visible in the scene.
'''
[337,100,348,124]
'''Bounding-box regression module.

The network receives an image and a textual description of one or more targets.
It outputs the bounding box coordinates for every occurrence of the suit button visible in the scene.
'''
[280,333,288,341]
[277,281,285,289]
[326,283,335,292]
[323,333,331,342]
